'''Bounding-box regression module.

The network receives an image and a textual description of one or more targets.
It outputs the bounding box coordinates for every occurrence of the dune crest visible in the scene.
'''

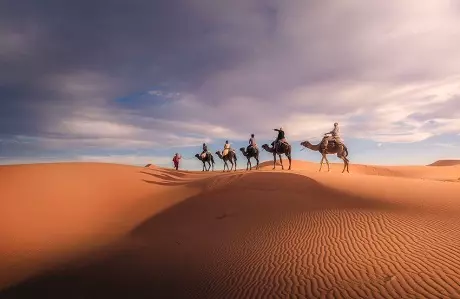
[428,159,460,166]
[259,159,460,181]
[2,161,460,298]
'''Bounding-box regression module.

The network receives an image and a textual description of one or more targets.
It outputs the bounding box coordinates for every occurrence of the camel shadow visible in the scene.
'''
[0,173,405,299]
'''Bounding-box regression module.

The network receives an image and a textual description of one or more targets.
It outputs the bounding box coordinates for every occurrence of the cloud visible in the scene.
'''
[0,154,173,166]
[2,0,460,163]
[147,90,180,99]
[56,119,141,138]
[75,154,173,166]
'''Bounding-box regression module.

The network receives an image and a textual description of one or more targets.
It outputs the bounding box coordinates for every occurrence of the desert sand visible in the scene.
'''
[1,160,460,298]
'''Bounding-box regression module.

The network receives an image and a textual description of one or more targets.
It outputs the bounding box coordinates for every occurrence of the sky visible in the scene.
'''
[1,0,460,170]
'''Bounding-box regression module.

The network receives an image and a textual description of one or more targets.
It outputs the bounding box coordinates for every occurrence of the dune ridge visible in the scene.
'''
[260,159,460,181]
[2,161,460,298]
[428,160,460,167]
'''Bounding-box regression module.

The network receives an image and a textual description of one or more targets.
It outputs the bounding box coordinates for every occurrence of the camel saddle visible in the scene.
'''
[222,148,235,157]
[321,140,343,152]
[247,145,258,154]
[271,140,289,147]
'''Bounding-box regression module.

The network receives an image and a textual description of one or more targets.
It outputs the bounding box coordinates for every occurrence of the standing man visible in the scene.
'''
[172,153,181,170]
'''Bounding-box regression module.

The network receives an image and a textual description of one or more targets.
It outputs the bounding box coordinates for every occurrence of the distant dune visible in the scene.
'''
[428,159,460,166]
[2,160,460,298]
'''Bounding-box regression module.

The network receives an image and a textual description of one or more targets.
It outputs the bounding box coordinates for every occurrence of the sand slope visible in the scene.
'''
[260,159,460,181]
[2,161,460,298]
[428,159,460,167]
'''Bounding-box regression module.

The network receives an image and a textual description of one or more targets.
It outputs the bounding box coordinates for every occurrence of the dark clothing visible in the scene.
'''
[201,145,208,156]
[274,129,285,141]
[201,145,209,160]
[246,145,257,154]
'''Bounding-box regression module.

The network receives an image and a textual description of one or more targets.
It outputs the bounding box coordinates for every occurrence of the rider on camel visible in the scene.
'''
[201,143,209,159]
[324,122,342,147]
[247,134,258,153]
[272,127,287,150]
[222,140,231,157]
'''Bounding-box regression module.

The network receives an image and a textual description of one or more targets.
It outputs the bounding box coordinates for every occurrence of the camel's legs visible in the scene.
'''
[287,155,292,170]
[319,155,324,172]
[279,154,284,170]
[272,153,277,170]
[255,157,259,170]
[234,157,237,171]
[324,155,331,172]
[341,156,346,173]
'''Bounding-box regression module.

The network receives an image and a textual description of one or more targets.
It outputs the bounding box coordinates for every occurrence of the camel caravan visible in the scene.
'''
[194,123,349,173]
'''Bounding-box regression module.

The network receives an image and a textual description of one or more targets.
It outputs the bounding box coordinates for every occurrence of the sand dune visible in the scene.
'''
[260,159,460,181]
[2,161,460,298]
[428,159,460,167]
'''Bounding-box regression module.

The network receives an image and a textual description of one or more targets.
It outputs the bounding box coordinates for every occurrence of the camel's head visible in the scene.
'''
[300,141,311,147]
[239,147,245,152]
[194,154,200,159]
[261,144,270,151]
[215,150,221,156]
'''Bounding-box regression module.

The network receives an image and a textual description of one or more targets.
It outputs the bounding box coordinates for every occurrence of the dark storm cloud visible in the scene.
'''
[0,0,281,148]
[1,0,460,162]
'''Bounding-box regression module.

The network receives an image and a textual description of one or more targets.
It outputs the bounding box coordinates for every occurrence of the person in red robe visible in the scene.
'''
[172,153,181,170]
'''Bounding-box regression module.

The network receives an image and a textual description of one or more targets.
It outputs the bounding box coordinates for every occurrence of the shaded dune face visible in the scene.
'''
[2,168,460,299]
[428,160,460,167]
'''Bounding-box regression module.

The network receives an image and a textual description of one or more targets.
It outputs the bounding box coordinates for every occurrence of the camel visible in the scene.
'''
[300,135,350,173]
[261,141,292,170]
[194,152,215,171]
[239,147,260,170]
[215,150,237,172]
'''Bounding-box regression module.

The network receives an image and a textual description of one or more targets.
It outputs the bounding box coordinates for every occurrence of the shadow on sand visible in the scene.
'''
[0,172,402,298]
